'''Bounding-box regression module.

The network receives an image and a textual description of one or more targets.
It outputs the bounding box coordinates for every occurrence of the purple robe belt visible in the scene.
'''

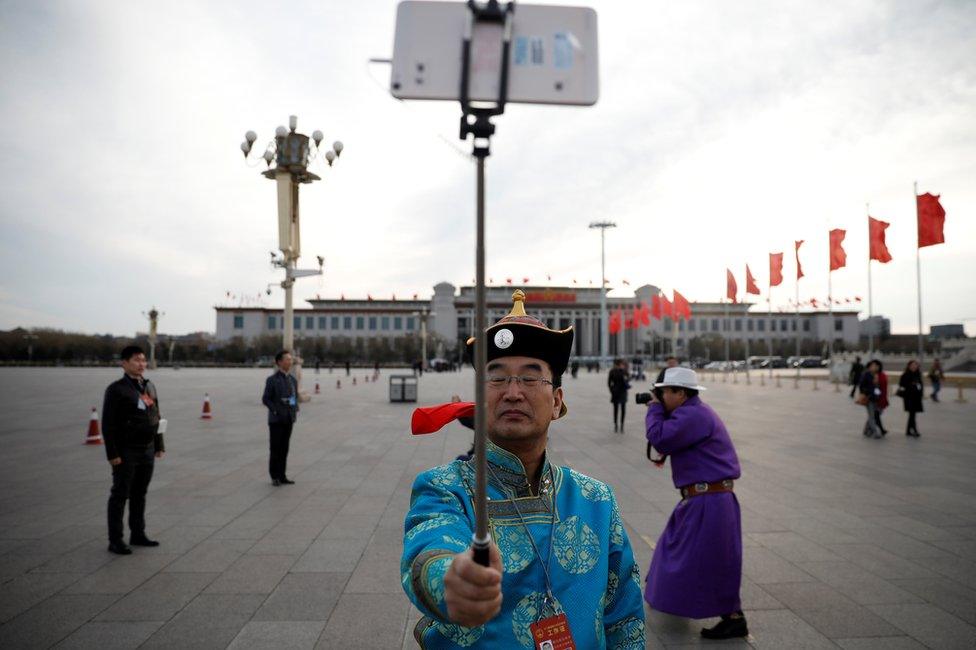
[680,479,734,499]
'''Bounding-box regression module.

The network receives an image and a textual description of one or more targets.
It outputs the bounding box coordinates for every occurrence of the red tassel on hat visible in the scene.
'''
[411,402,475,435]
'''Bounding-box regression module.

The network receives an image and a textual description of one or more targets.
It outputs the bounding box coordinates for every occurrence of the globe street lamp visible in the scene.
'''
[240,116,343,357]
[589,221,616,369]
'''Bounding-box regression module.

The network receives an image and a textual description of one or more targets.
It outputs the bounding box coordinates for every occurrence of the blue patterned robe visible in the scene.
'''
[402,441,645,648]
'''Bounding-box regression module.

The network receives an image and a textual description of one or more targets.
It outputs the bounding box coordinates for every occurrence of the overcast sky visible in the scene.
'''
[1,0,973,337]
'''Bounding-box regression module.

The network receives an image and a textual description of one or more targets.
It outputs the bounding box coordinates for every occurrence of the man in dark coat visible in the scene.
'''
[262,350,299,486]
[607,358,630,432]
[849,356,864,398]
[102,345,165,555]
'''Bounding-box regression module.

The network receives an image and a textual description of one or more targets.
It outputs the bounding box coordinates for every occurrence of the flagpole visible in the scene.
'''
[914,181,924,364]
[866,203,874,357]
[795,266,800,384]
[724,299,730,364]
[767,284,773,378]
[828,266,834,373]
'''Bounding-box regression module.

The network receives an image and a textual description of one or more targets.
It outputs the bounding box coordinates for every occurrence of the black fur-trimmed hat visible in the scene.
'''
[467,289,575,380]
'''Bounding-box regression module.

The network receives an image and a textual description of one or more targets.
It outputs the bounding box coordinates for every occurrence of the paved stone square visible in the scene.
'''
[0,366,974,649]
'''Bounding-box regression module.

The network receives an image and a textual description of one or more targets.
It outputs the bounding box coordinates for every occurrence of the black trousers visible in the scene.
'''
[108,445,155,543]
[907,411,918,433]
[269,421,294,480]
[613,401,627,427]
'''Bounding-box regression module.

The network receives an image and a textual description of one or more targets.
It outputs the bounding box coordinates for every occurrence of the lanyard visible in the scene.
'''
[486,462,561,618]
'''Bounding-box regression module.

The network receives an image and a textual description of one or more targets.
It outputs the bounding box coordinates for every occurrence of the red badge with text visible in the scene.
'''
[140,393,155,408]
[529,613,576,650]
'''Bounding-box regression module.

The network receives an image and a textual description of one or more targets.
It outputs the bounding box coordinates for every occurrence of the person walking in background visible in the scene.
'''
[262,350,299,486]
[102,345,165,555]
[848,356,864,399]
[874,360,889,436]
[858,360,883,439]
[898,360,924,437]
[608,358,630,433]
[644,367,747,639]
[928,359,944,402]
[655,355,679,386]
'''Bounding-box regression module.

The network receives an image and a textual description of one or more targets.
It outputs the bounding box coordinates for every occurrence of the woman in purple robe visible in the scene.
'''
[644,367,747,640]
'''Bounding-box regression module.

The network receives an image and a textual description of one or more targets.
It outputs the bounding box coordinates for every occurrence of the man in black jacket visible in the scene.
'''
[102,345,165,555]
[263,350,299,486]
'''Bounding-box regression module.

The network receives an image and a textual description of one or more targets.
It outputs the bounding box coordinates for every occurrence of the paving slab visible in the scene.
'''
[0,366,973,647]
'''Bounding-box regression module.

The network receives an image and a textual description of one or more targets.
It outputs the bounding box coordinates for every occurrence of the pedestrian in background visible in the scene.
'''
[644,367,747,639]
[263,350,299,486]
[102,345,165,555]
[654,356,679,402]
[898,360,923,437]
[928,359,944,402]
[608,357,630,433]
[874,360,889,436]
[858,360,883,439]
[848,356,864,399]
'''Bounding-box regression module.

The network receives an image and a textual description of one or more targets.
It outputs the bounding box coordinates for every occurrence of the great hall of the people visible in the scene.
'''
[215,283,859,358]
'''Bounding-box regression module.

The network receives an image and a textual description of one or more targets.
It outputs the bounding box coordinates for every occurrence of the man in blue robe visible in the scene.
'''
[402,290,646,648]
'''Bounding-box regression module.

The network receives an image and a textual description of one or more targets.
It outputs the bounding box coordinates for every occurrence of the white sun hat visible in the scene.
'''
[653,367,707,391]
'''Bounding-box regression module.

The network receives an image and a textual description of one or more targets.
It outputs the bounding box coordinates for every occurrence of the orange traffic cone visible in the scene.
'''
[315,382,320,394]
[200,393,213,419]
[85,407,103,445]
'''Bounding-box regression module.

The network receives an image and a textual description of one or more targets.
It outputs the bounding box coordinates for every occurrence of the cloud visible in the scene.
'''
[0,0,973,336]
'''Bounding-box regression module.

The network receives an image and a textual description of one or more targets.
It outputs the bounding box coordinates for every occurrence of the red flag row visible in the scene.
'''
[730,191,945,296]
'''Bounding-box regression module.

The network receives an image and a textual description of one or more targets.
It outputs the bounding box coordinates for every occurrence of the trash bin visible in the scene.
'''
[389,375,418,403]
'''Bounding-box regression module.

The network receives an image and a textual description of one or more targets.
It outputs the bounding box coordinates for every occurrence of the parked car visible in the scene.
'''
[759,357,788,369]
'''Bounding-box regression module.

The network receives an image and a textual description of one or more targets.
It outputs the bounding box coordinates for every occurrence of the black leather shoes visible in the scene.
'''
[701,613,748,639]
[129,535,159,547]
[272,479,282,486]
[108,541,132,555]
[280,477,295,485]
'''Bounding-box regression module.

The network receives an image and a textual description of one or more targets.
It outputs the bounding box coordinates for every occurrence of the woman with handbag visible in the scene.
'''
[898,360,924,437]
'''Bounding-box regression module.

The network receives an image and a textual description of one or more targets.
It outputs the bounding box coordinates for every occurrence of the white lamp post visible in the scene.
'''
[589,221,616,369]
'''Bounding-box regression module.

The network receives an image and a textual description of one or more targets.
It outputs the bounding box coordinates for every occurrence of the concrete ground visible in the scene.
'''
[0,366,974,649]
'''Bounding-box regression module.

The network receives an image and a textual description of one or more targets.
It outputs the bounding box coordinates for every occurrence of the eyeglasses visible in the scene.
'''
[486,375,554,389]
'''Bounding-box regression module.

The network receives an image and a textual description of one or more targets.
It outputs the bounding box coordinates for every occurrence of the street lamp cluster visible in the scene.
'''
[240,115,344,371]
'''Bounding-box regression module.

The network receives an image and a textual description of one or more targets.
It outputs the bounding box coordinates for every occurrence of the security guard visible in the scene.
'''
[102,345,165,555]
[262,350,299,485]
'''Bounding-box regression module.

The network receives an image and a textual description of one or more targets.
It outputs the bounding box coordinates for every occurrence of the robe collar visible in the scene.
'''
[485,439,551,496]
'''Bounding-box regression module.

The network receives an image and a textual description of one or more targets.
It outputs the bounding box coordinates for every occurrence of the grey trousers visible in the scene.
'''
[863,403,881,438]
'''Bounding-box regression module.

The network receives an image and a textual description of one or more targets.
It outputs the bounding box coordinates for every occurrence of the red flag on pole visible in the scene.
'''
[672,290,692,319]
[661,294,674,320]
[726,269,738,303]
[609,309,623,335]
[795,240,805,279]
[745,265,760,295]
[769,252,784,287]
[868,217,892,263]
[650,296,662,320]
[917,192,946,248]
[829,229,847,271]
[638,303,651,326]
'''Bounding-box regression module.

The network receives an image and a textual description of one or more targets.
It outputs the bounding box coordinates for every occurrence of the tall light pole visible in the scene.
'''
[23,330,38,363]
[142,307,163,369]
[589,221,616,368]
[412,307,435,371]
[240,116,342,362]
